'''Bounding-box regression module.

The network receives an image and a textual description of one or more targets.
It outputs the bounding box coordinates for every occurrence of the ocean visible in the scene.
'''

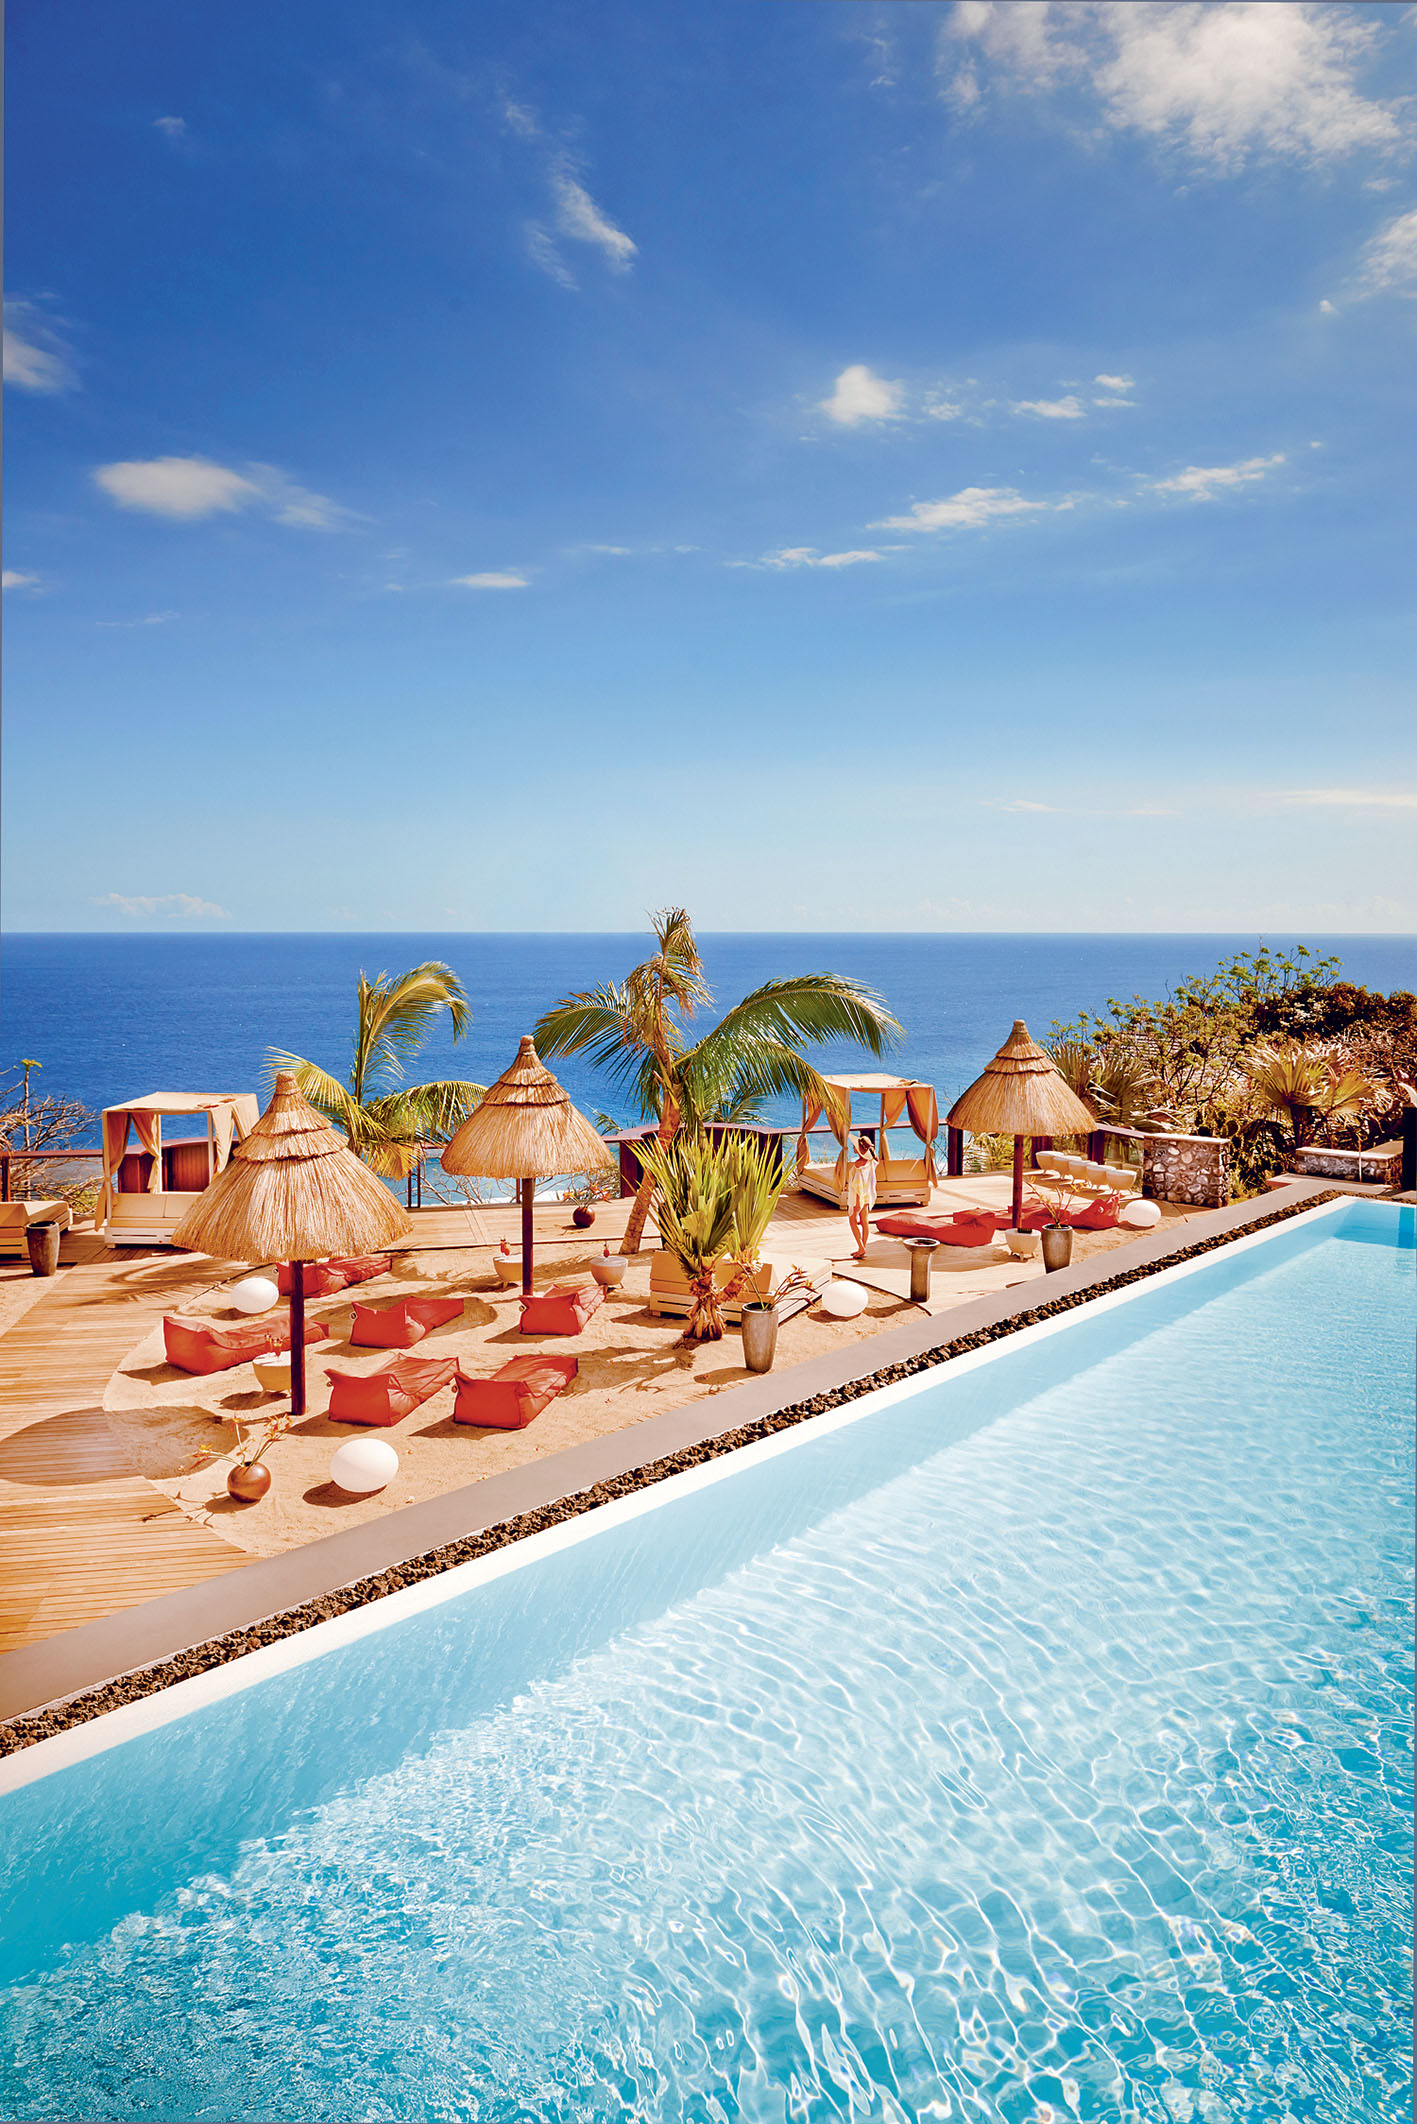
[2,933,1412,1142]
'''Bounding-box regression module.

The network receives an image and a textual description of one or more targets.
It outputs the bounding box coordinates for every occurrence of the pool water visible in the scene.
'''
[1,1203,1411,2122]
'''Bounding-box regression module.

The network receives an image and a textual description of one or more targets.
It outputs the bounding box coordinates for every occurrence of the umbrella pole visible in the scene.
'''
[521,1178,534,1295]
[289,1263,306,1417]
[1011,1136,1025,1233]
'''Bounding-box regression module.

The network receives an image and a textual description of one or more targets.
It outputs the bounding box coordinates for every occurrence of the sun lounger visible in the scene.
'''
[325,1353,458,1426]
[348,1294,465,1348]
[518,1282,604,1335]
[277,1254,393,1298]
[163,1314,330,1376]
[0,1201,73,1258]
[453,1353,578,1429]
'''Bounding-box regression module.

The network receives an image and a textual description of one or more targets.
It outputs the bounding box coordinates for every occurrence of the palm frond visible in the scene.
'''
[354,962,471,1097]
[703,973,900,1063]
[677,1030,843,1135]
[533,988,650,1077]
[266,1051,363,1132]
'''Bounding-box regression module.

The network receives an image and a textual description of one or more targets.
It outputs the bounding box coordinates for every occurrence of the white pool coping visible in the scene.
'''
[4,1195,1374,1799]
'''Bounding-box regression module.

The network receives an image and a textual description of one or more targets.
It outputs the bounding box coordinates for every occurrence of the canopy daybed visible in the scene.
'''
[97,1092,260,1247]
[795,1074,939,1209]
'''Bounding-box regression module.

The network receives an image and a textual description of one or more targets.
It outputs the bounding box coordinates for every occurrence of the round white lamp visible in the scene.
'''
[820,1280,868,1320]
[330,1438,399,1494]
[230,1274,280,1315]
[1120,1199,1162,1230]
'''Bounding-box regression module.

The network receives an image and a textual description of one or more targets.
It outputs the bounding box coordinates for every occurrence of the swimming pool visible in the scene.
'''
[1,1199,1411,2122]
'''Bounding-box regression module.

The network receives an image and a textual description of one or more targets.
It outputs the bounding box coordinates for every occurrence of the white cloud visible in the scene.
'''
[451,571,529,589]
[153,115,186,140]
[872,485,1050,532]
[2,571,39,592]
[1150,452,1285,500]
[945,2,1404,171]
[1012,393,1084,419]
[93,455,356,528]
[925,396,963,421]
[3,301,76,393]
[1094,372,1134,392]
[822,364,904,426]
[552,166,636,269]
[1274,787,1417,812]
[95,457,259,518]
[94,892,231,919]
[1356,206,1417,297]
[757,546,884,570]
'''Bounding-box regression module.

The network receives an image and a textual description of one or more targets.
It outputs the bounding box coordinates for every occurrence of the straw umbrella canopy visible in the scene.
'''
[947,1019,1096,1231]
[173,1071,413,1413]
[440,1035,606,1294]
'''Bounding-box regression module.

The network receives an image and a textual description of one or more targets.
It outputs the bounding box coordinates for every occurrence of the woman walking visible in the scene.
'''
[845,1132,878,1261]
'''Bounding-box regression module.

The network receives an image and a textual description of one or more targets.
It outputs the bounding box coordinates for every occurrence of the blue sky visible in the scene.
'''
[4,0,1415,933]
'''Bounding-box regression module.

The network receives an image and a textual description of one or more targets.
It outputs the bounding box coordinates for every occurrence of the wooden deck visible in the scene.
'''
[0,1170,1148,1666]
[0,1250,251,1656]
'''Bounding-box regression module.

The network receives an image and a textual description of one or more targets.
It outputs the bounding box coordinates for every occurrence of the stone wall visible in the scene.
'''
[1142,1131,1230,1208]
[1295,1142,1401,1186]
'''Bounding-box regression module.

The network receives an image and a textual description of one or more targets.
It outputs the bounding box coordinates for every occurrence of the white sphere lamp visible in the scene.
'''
[230,1274,280,1315]
[1119,1199,1162,1230]
[330,1438,399,1494]
[820,1280,868,1320]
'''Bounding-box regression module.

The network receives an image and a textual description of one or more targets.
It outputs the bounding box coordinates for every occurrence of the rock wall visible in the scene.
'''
[1142,1132,1230,1208]
[1295,1143,1401,1185]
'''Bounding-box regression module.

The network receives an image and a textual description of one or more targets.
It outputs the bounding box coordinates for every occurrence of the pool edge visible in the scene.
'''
[0,1182,1384,1752]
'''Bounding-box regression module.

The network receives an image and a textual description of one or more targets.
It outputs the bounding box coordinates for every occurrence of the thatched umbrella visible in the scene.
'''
[947,1020,1096,1231]
[440,1035,606,1295]
[173,1071,413,1414]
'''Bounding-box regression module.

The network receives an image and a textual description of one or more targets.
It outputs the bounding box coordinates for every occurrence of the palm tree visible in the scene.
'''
[534,908,900,1253]
[1244,1041,1379,1151]
[270,962,485,1181]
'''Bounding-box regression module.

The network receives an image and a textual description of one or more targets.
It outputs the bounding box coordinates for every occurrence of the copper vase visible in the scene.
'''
[227,1460,272,1502]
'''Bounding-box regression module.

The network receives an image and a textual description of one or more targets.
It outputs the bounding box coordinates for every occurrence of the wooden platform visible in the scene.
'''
[0,1252,250,1656]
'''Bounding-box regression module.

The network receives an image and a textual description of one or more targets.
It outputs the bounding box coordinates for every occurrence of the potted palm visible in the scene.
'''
[634,1132,739,1342]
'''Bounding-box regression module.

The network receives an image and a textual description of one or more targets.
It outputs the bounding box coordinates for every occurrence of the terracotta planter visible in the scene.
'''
[1040,1225,1074,1273]
[572,1206,595,1230]
[25,1222,61,1277]
[227,1460,272,1503]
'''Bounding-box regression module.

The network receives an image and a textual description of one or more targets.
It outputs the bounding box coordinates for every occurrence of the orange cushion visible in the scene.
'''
[325,1354,458,1427]
[163,1315,330,1376]
[277,1254,392,1298]
[349,1294,465,1347]
[518,1282,604,1336]
[454,1354,578,1429]
[875,1211,1003,1246]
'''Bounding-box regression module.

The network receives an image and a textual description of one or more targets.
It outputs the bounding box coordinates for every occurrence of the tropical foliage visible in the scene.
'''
[535,908,900,1252]
[271,962,485,1180]
[1049,946,1405,1193]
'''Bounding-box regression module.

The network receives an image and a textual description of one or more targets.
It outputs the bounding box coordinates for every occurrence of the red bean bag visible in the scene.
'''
[163,1315,330,1376]
[278,1255,392,1298]
[518,1282,604,1335]
[348,1294,465,1349]
[325,1353,458,1427]
[875,1211,1005,1246]
[454,1354,578,1430]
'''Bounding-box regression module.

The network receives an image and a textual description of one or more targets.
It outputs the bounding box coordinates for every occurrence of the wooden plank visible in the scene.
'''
[0,1256,250,1656]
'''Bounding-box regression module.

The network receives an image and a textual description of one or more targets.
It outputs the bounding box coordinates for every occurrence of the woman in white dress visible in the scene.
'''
[845,1132,878,1261]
